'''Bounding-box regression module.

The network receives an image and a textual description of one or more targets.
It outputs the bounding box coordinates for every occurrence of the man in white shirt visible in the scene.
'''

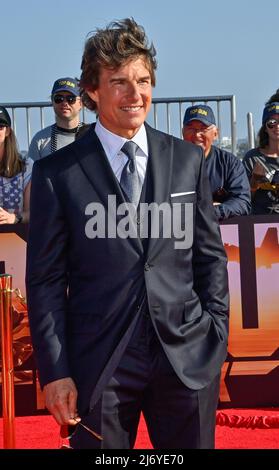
[27,18,229,449]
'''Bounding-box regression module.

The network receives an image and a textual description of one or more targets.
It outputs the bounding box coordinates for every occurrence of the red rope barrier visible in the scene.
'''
[216,411,279,429]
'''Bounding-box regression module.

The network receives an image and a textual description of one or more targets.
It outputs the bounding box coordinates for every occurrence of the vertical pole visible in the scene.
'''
[166,103,170,134]
[247,112,255,150]
[217,100,222,148]
[230,95,237,155]
[0,274,16,448]
[153,103,158,129]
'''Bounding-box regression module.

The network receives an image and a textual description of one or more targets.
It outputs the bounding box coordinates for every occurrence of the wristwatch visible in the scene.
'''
[14,213,23,224]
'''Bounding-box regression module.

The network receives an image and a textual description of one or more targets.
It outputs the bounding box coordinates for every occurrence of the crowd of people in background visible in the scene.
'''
[2,78,279,223]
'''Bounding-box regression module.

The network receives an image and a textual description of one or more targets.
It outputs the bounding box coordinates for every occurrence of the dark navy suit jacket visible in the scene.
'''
[26,123,229,414]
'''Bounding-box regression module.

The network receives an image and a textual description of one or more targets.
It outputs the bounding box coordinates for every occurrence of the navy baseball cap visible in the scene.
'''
[262,102,279,125]
[51,77,80,97]
[183,104,216,126]
[0,106,11,126]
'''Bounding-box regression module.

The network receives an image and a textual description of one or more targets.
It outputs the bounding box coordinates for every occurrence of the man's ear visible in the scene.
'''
[86,89,99,105]
[213,126,219,142]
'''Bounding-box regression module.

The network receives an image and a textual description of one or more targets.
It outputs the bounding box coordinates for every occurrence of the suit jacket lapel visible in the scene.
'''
[73,125,143,255]
[145,123,173,258]
[73,125,124,208]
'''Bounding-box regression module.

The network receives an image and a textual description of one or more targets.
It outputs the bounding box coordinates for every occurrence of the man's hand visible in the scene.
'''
[44,377,80,426]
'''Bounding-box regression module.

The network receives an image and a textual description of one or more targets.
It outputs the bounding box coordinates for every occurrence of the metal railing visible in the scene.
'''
[0,94,237,154]
[151,95,237,154]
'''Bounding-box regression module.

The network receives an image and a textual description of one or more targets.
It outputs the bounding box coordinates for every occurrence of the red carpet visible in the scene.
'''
[1,410,279,449]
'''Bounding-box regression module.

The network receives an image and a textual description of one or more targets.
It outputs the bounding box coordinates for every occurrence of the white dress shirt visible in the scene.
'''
[94,119,149,184]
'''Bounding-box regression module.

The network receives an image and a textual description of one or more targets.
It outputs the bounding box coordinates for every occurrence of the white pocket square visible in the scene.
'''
[170,191,196,197]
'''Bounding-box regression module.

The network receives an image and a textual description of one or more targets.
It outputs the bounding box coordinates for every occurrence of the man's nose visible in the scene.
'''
[127,83,141,100]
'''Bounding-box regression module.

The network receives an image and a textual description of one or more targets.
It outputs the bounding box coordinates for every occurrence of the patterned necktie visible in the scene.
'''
[120,141,142,206]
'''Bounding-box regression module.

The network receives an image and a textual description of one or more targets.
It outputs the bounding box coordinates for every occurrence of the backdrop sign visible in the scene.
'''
[220,215,279,407]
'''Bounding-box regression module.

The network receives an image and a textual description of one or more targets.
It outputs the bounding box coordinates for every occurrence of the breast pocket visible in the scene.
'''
[170,193,196,249]
[170,191,197,203]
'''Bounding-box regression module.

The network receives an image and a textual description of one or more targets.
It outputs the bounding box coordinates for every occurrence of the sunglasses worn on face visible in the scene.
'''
[0,125,7,130]
[53,95,77,105]
[266,119,279,129]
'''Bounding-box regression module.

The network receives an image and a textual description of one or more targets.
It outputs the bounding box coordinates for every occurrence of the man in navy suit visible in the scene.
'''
[26,18,229,449]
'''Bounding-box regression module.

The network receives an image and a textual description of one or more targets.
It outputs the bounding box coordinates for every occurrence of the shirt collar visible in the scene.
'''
[95,119,148,162]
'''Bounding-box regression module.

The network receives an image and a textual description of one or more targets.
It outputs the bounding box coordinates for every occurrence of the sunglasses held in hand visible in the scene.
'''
[60,417,103,442]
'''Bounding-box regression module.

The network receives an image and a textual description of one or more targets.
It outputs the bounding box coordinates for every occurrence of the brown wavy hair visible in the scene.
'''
[0,127,25,177]
[80,18,157,112]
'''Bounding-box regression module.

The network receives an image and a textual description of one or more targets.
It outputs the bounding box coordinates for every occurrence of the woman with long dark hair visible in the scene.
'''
[243,102,279,214]
[0,106,32,224]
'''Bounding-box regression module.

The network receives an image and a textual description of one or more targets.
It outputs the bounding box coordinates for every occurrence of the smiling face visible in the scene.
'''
[183,120,218,157]
[86,56,153,138]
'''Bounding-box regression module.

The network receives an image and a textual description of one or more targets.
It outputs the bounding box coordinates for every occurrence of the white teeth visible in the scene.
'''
[121,106,141,111]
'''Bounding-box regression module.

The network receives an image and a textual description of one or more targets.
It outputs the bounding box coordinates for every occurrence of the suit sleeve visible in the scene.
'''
[26,162,70,387]
[193,151,229,340]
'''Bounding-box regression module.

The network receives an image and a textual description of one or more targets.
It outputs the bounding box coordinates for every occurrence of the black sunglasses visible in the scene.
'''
[53,94,77,105]
[0,124,8,130]
[266,119,279,129]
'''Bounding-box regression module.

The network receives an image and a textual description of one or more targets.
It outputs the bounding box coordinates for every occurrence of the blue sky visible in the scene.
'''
[1,0,279,146]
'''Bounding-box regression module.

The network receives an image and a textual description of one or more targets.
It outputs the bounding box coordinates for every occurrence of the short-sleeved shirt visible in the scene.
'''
[28,123,87,161]
[0,157,33,213]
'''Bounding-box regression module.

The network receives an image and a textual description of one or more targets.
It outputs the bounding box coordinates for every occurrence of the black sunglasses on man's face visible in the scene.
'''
[53,94,77,105]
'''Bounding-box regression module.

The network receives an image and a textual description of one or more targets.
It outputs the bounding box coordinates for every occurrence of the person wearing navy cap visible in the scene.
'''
[28,77,87,161]
[243,101,279,214]
[183,104,251,220]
